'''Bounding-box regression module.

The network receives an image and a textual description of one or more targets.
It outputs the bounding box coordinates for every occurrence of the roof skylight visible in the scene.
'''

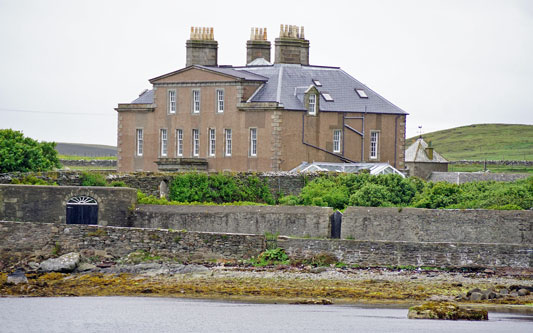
[355,89,368,98]
[312,79,322,87]
[321,92,334,101]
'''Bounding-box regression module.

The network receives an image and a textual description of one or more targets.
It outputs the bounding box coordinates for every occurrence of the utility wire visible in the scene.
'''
[0,108,112,116]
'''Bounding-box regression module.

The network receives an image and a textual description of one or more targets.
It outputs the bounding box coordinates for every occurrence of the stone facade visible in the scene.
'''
[341,207,532,244]
[115,25,407,173]
[125,205,333,238]
[0,185,136,226]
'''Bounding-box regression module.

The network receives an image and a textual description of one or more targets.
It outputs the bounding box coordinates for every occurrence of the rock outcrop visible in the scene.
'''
[39,253,80,273]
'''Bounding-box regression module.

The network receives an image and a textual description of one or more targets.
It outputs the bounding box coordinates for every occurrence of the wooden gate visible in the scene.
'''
[66,196,98,225]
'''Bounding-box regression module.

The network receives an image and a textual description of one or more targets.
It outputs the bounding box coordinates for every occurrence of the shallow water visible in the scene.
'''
[0,297,531,333]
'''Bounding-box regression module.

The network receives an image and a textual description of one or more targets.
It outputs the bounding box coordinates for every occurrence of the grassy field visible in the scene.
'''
[406,123,533,161]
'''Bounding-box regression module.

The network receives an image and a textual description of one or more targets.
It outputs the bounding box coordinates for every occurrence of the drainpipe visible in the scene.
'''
[394,115,400,168]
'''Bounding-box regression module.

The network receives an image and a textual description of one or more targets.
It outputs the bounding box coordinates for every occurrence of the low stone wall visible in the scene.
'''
[278,237,532,268]
[0,221,264,263]
[0,171,316,198]
[451,160,533,166]
[126,205,333,238]
[429,172,529,184]
[59,160,117,168]
[0,185,136,226]
[341,207,532,244]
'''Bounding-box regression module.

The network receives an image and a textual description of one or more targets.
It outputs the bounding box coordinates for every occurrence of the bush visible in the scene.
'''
[251,248,289,266]
[80,172,107,186]
[299,176,349,210]
[0,129,61,173]
[168,172,274,204]
[278,195,301,206]
[109,180,127,187]
[349,183,392,207]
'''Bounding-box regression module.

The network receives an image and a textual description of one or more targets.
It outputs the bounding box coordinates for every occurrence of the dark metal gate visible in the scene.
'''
[66,196,98,225]
[330,210,342,239]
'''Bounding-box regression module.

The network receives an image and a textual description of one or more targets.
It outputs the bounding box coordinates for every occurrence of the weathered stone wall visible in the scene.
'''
[126,205,332,238]
[451,160,533,166]
[429,172,529,183]
[0,221,264,263]
[0,171,316,198]
[278,237,532,268]
[59,160,117,168]
[0,185,136,226]
[341,207,532,244]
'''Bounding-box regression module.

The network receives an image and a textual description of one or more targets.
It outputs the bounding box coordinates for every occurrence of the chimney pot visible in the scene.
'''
[186,26,218,66]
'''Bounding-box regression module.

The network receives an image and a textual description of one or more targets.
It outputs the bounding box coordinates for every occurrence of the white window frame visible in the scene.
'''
[192,89,200,114]
[224,129,232,157]
[216,89,224,113]
[370,131,379,159]
[192,129,200,157]
[168,89,176,114]
[249,128,257,157]
[208,128,216,157]
[176,129,183,157]
[333,130,341,153]
[160,129,168,157]
[308,94,317,115]
[136,128,143,156]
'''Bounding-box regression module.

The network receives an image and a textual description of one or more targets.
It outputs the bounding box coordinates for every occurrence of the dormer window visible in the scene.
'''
[308,94,317,115]
[321,92,334,102]
[312,79,322,87]
[355,89,368,98]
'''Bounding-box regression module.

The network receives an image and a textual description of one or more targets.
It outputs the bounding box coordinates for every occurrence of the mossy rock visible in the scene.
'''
[408,301,488,320]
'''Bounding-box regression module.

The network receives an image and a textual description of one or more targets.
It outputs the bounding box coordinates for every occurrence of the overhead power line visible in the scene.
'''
[0,108,112,117]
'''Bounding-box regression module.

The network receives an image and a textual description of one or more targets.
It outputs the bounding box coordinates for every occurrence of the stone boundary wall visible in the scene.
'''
[59,160,117,168]
[125,205,333,238]
[450,160,533,166]
[0,171,318,198]
[341,207,532,244]
[0,185,136,226]
[278,237,532,268]
[428,172,529,184]
[0,221,264,264]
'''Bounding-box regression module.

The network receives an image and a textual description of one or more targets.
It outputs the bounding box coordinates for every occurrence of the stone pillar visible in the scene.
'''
[186,27,218,67]
[246,27,271,64]
[274,25,309,65]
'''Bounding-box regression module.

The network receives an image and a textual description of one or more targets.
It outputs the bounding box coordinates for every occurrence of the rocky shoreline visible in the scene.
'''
[1,252,532,316]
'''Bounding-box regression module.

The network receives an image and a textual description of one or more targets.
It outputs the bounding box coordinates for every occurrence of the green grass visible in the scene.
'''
[407,123,533,161]
[58,155,116,161]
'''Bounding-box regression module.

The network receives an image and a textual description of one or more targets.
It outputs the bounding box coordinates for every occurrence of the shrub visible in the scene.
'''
[413,182,461,209]
[299,176,349,209]
[80,172,107,186]
[278,195,301,206]
[109,180,127,187]
[0,129,61,173]
[349,183,392,207]
[252,248,289,266]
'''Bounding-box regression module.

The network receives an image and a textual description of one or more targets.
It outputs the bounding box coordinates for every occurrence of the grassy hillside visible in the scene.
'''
[55,142,117,157]
[406,124,533,161]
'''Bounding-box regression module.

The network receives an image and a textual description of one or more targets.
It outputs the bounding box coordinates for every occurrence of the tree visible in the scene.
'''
[0,129,61,173]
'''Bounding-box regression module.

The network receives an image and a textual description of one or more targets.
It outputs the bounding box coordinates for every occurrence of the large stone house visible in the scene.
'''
[115,25,408,172]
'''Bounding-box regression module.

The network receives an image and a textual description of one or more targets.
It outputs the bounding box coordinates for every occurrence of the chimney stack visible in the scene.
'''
[186,27,218,67]
[274,24,309,65]
[246,27,271,64]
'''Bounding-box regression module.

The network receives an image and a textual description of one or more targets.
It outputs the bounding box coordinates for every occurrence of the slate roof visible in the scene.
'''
[131,64,407,116]
[405,138,448,163]
[235,64,407,114]
[131,89,154,104]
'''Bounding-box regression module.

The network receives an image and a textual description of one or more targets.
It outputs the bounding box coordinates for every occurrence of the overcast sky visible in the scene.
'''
[1,0,532,146]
